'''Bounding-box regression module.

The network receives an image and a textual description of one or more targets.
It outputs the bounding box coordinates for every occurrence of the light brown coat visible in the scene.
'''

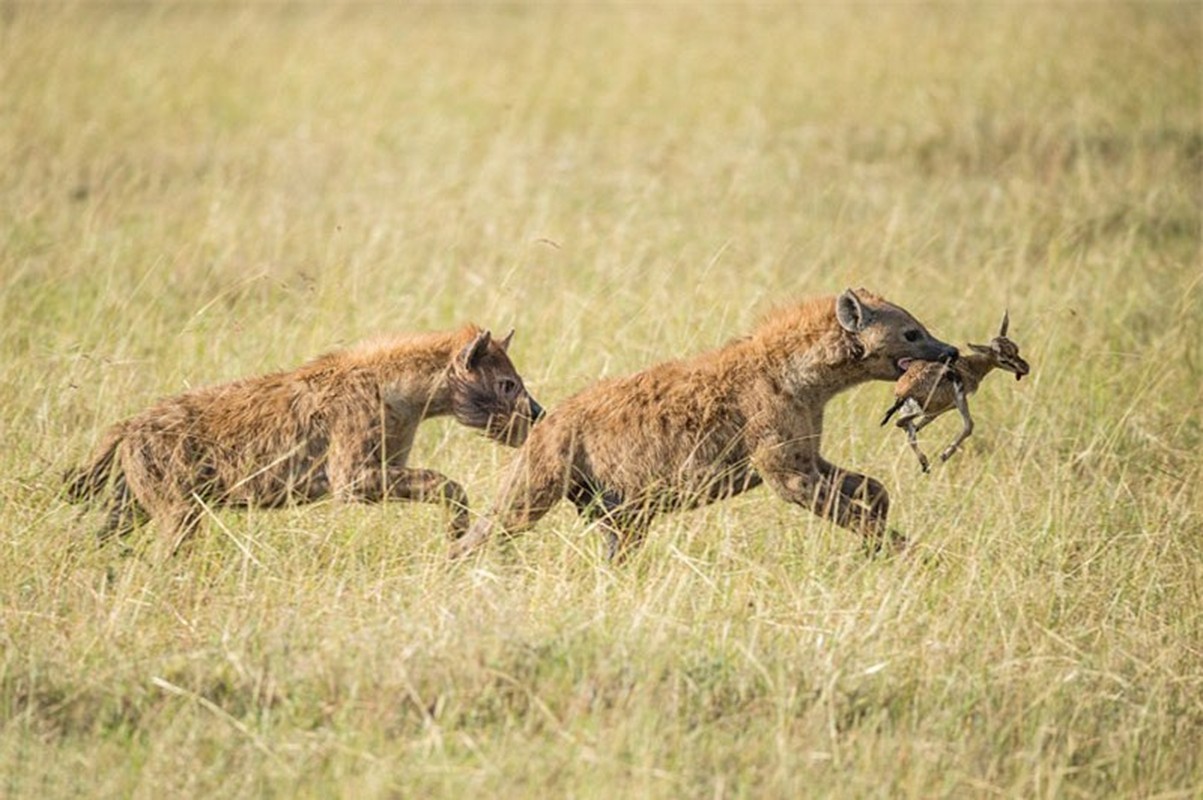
[66,325,543,555]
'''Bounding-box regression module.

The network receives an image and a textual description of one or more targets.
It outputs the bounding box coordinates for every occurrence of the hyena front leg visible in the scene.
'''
[821,463,900,553]
[448,447,566,560]
[342,466,471,539]
[757,450,898,553]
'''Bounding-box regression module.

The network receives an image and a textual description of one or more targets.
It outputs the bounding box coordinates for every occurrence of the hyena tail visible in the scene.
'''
[64,427,125,504]
[880,398,906,427]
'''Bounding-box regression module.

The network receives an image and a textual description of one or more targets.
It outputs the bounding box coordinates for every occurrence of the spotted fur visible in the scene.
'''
[451,289,958,562]
[65,325,543,555]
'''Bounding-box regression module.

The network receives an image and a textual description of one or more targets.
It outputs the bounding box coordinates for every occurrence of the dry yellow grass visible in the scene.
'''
[2,3,1201,797]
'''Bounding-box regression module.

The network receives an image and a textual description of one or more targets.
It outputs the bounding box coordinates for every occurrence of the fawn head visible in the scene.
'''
[967,311,1030,381]
[449,328,545,446]
[836,288,959,380]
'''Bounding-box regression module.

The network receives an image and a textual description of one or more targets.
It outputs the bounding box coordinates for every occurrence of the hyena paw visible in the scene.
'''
[447,510,471,540]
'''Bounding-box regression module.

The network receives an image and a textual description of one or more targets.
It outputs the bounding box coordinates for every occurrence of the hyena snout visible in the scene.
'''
[486,392,545,447]
[895,342,958,377]
[528,395,546,422]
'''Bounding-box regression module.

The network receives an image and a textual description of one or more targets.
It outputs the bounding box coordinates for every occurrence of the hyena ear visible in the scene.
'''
[498,329,515,352]
[457,329,492,371]
[836,288,872,333]
[998,310,1010,338]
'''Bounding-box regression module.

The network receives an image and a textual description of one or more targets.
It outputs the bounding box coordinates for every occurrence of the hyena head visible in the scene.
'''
[448,328,545,447]
[967,310,1031,381]
[836,288,959,380]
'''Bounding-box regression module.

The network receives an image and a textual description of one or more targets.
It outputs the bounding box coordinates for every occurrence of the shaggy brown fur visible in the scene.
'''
[449,289,958,562]
[881,312,1030,471]
[65,325,543,555]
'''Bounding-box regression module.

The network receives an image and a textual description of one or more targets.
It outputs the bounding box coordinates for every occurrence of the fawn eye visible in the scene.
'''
[904,330,922,342]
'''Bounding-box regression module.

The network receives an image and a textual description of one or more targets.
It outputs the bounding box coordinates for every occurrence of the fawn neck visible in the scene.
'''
[956,352,996,388]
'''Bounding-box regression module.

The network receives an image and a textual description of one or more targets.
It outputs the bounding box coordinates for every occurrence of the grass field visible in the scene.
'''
[2,2,1201,797]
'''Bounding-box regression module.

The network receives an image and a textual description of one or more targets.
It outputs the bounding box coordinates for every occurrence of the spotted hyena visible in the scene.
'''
[450,290,957,561]
[65,325,543,555]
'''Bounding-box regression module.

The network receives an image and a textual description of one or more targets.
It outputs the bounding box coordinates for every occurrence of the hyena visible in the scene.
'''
[449,289,958,562]
[65,325,543,555]
[881,311,1030,471]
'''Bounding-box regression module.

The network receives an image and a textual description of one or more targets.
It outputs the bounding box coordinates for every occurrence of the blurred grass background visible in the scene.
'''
[1,2,1200,797]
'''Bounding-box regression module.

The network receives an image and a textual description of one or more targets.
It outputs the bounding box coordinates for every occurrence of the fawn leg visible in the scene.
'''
[903,420,931,473]
[939,381,974,463]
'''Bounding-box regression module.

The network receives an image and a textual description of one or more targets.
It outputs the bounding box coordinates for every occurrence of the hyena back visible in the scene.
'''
[450,290,957,561]
[65,325,543,555]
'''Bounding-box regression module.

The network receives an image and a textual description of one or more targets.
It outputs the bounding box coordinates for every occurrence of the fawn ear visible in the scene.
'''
[967,342,993,355]
[498,329,515,352]
[836,288,872,333]
[998,310,1010,338]
[457,329,492,371]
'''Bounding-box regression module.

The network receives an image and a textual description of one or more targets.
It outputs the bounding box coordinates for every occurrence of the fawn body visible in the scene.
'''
[881,312,1030,471]
[65,325,543,555]
[450,289,958,562]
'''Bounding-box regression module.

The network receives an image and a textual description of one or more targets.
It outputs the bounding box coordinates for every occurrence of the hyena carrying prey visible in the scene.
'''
[450,290,958,562]
[65,325,543,555]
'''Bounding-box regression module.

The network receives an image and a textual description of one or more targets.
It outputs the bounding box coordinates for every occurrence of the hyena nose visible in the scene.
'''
[940,346,959,364]
[528,397,546,422]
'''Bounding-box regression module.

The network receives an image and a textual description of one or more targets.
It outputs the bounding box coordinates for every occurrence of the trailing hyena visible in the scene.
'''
[449,290,957,562]
[65,325,543,555]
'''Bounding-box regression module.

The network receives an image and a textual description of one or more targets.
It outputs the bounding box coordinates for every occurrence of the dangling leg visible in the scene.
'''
[939,380,974,463]
[903,420,931,473]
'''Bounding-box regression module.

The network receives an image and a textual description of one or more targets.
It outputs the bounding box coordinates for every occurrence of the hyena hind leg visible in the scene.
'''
[95,476,146,546]
[574,487,649,563]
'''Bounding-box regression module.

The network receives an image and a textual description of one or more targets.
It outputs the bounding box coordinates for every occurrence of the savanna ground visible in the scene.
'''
[2,2,1201,797]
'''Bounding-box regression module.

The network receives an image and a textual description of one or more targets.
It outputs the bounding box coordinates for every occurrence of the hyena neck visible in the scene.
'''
[746,318,866,404]
[353,330,472,419]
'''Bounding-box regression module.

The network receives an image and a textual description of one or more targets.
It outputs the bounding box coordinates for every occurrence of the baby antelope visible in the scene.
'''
[881,312,1030,471]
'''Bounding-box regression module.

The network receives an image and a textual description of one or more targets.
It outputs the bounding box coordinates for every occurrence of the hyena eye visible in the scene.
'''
[497,378,518,396]
[904,330,922,342]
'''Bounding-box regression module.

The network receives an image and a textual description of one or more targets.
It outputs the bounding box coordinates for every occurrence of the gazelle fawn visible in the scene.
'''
[881,312,1030,472]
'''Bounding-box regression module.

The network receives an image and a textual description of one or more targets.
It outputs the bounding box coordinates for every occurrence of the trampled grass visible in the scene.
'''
[2,3,1201,797]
